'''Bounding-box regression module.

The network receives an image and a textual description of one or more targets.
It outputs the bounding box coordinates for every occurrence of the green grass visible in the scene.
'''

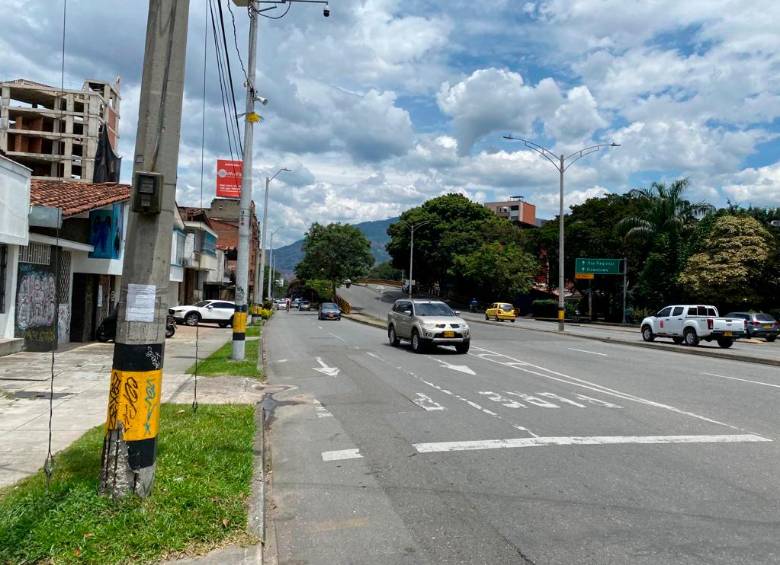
[187,324,262,378]
[0,404,256,564]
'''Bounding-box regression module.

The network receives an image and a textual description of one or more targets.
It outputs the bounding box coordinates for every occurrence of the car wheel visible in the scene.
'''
[184,312,200,326]
[672,336,684,345]
[218,321,228,328]
[96,327,110,343]
[684,328,699,346]
[641,325,655,342]
[717,337,734,349]
[766,335,777,342]
[510,319,516,323]
[388,325,400,346]
[165,325,175,338]
[485,313,489,320]
[494,314,500,322]
[411,330,426,353]
[455,340,470,354]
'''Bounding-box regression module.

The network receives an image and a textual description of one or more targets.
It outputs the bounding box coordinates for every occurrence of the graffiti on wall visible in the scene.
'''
[16,268,56,331]
[88,203,123,259]
[58,303,70,344]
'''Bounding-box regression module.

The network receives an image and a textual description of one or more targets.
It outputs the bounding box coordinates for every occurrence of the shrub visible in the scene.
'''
[257,308,273,320]
[532,299,558,318]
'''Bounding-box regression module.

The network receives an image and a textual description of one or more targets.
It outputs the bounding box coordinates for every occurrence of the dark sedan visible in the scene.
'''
[318,302,341,321]
[725,312,778,342]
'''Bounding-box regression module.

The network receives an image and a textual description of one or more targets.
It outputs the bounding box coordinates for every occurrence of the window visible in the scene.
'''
[706,307,717,317]
[672,306,684,316]
[214,302,236,309]
[398,301,412,315]
[0,245,7,313]
[656,307,672,317]
[756,314,774,322]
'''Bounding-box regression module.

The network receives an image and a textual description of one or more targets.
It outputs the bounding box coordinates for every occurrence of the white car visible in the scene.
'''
[169,300,236,327]
[387,299,470,353]
[640,304,746,348]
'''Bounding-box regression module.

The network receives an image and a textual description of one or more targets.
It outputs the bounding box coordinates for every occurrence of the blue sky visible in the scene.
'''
[2,0,779,244]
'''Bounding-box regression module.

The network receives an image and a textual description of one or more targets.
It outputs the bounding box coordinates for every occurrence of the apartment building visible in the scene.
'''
[484,196,537,228]
[0,78,120,182]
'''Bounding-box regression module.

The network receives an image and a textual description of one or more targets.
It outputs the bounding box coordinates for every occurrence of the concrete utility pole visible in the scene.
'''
[99,0,189,498]
[503,135,619,332]
[232,1,260,360]
[257,168,288,307]
[266,227,280,299]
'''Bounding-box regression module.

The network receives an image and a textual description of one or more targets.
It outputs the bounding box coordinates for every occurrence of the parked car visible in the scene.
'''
[98,311,176,342]
[725,312,778,342]
[485,302,517,322]
[298,299,311,311]
[169,300,236,327]
[387,299,470,353]
[274,299,287,310]
[318,302,342,321]
[640,305,746,348]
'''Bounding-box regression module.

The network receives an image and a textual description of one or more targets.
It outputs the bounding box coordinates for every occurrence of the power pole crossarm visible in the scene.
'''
[100,0,190,499]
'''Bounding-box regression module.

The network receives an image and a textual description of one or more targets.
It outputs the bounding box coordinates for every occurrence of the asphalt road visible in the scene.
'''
[264,309,780,564]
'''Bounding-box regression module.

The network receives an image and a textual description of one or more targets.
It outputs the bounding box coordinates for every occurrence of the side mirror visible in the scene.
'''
[206,305,213,309]
[454,311,461,316]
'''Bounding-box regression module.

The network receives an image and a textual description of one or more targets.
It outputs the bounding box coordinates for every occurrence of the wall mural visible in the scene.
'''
[88,203,123,259]
[15,263,57,350]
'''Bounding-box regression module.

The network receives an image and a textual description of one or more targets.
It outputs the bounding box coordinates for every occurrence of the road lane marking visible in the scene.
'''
[413,434,771,453]
[313,400,333,418]
[568,347,607,357]
[538,392,587,407]
[412,393,446,411]
[329,332,347,343]
[470,345,743,431]
[505,392,559,408]
[322,448,362,461]
[277,359,288,363]
[479,391,526,408]
[313,357,340,377]
[366,351,384,361]
[432,358,476,376]
[574,394,621,408]
[701,372,780,389]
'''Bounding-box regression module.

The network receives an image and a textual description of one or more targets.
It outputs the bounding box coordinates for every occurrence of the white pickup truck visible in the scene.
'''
[640,305,746,348]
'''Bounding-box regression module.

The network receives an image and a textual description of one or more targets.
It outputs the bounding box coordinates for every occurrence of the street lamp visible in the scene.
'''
[503,135,620,332]
[266,226,281,301]
[407,220,430,298]
[257,167,290,305]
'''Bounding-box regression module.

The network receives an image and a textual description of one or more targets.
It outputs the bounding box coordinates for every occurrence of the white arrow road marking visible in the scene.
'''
[322,448,362,462]
[412,393,446,411]
[413,434,771,453]
[433,358,476,376]
[313,357,340,377]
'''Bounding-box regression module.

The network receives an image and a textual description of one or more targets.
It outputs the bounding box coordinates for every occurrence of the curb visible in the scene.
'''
[344,314,385,330]
[466,316,780,367]
[247,402,265,556]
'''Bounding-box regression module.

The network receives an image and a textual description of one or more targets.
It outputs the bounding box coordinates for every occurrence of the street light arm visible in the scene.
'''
[268,167,290,182]
[564,143,619,172]
[503,135,560,170]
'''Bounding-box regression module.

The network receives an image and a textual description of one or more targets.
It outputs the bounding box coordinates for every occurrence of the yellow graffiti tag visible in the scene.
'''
[106,369,162,441]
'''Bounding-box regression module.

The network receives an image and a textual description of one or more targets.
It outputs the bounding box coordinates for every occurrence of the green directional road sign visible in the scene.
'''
[575,257,623,275]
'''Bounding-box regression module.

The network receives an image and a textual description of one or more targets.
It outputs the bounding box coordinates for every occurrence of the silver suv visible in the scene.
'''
[387,299,470,353]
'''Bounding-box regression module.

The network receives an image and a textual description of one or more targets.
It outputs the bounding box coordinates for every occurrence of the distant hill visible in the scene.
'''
[272,217,398,276]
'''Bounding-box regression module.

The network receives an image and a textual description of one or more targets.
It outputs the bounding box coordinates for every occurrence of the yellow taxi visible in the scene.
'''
[485,302,517,322]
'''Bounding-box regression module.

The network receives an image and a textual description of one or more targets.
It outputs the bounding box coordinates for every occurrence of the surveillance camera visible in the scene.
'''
[255,95,269,106]
[323,7,330,17]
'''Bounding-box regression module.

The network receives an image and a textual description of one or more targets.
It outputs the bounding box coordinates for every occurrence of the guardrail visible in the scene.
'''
[335,294,352,314]
[356,278,403,287]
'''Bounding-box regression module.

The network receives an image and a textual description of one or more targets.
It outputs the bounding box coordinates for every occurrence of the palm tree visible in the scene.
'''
[617,179,713,244]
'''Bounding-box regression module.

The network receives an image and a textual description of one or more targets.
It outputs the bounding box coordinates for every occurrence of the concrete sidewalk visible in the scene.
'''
[0,325,265,489]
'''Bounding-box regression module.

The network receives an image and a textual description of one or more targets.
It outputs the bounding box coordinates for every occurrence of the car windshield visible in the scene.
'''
[194,301,210,307]
[415,302,454,316]
[756,313,775,322]
[321,303,338,311]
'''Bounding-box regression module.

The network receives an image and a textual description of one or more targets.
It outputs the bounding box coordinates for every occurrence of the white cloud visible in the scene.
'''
[721,163,780,206]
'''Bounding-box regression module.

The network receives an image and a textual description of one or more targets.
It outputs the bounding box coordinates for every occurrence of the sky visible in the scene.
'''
[2,0,780,245]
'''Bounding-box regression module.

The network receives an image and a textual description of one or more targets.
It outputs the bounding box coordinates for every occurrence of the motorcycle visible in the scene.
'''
[97,311,176,342]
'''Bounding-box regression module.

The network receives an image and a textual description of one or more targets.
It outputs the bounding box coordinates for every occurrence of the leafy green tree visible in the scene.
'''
[451,242,537,300]
[296,223,374,293]
[386,193,521,293]
[367,261,402,280]
[678,215,772,307]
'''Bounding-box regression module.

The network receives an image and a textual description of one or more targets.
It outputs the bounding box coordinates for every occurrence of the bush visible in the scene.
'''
[257,308,273,320]
[532,299,558,318]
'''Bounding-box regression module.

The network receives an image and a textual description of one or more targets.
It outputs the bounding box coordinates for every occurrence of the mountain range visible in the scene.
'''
[271,217,398,276]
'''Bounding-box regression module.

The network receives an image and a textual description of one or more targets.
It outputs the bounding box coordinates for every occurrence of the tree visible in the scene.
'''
[367,261,402,280]
[677,215,772,307]
[295,223,374,293]
[386,193,521,293]
[451,242,537,300]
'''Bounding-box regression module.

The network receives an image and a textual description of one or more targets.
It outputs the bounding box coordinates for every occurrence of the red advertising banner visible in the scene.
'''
[216,159,243,198]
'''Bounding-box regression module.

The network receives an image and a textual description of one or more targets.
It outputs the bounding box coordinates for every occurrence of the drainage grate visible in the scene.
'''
[14,390,72,400]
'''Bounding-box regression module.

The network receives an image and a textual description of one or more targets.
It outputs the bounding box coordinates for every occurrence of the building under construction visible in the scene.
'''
[0,78,120,182]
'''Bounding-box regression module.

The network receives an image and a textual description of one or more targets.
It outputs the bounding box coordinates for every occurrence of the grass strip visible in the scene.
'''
[0,404,255,564]
[187,324,262,377]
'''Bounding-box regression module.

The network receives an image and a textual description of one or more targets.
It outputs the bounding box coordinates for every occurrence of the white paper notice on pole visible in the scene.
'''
[126,284,156,322]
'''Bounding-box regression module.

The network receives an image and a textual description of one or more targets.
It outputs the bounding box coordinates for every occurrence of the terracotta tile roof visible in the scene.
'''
[209,218,238,250]
[178,206,215,230]
[30,180,131,218]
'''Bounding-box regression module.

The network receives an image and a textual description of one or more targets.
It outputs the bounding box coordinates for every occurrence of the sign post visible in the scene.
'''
[216,159,243,199]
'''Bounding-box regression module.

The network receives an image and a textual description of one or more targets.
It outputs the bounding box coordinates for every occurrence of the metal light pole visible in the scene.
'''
[257,168,289,306]
[407,220,430,298]
[267,227,280,300]
[503,136,619,332]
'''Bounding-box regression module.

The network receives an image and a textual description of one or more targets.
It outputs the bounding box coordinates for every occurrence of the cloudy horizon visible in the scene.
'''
[2,0,779,245]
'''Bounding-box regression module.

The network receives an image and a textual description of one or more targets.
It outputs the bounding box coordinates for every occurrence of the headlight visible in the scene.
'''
[422,321,437,329]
